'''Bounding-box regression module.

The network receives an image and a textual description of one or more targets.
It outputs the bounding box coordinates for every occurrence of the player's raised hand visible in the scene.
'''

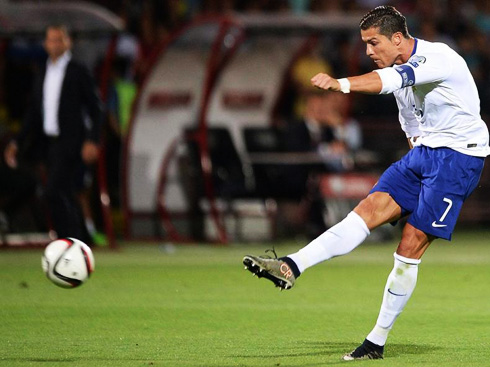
[311,73,340,92]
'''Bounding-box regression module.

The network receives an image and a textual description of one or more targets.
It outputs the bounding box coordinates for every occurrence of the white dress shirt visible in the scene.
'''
[43,51,72,137]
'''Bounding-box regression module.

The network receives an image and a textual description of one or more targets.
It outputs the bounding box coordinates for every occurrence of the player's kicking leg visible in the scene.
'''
[243,210,371,290]
[243,193,396,290]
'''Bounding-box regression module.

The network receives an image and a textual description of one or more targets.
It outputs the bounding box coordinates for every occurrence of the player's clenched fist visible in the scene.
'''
[311,73,340,92]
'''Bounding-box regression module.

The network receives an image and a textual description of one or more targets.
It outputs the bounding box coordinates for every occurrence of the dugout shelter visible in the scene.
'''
[123,12,388,244]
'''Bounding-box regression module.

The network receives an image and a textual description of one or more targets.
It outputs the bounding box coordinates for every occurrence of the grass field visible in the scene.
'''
[1,229,490,366]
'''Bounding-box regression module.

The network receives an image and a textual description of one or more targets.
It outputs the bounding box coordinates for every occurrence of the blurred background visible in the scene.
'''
[1,0,489,248]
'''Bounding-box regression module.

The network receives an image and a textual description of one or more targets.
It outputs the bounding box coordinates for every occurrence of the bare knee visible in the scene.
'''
[354,192,401,230]
[397,223,435,259]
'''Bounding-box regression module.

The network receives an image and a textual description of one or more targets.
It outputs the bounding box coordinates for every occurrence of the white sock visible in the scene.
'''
[288,211,370,273]
[366,253,420,346]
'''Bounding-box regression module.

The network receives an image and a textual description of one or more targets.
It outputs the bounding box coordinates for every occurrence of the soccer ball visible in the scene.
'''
[42,238,95,288]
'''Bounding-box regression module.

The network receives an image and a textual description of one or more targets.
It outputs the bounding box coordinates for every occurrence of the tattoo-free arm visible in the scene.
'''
[311,71,383,94]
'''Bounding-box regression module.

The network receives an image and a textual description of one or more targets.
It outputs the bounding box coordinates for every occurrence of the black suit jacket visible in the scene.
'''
[282,118,334,152]
[18,59,102,157]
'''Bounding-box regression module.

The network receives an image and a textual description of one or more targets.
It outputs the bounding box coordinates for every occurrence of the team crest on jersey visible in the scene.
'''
[408,55,426,68]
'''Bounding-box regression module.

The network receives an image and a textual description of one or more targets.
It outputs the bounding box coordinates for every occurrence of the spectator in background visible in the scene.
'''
[283,90,334,238]
[286,78,362,173]
[283,90,335,157]
[290,48,333,120]
[4,25,102,244]
[327,93,362,151]
[282,89,362,238]
[315,92,361,172]
[283,42,364,237]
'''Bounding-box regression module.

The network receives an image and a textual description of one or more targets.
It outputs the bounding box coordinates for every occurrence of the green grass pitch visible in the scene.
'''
[1,229,490,366]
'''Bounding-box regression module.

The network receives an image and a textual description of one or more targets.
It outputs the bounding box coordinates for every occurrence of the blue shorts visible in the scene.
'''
[370,146,485,240]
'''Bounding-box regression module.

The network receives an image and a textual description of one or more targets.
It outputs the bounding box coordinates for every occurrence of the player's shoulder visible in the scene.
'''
[414,39,458,59]
[407,39,463,73]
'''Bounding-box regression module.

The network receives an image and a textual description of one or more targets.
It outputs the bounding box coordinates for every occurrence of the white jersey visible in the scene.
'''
[374,38,490,157]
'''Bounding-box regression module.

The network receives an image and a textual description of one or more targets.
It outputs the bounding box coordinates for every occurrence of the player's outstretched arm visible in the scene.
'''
[311,71,382,94]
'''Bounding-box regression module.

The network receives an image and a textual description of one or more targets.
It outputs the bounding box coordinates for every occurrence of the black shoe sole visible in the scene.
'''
[243,257,291,290]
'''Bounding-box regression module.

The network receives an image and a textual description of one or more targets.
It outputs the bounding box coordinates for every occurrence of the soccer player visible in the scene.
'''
[243,5,489,361]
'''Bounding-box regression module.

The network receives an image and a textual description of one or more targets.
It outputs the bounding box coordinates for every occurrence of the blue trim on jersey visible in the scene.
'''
[411,38,418,56]
[395,64,415,87]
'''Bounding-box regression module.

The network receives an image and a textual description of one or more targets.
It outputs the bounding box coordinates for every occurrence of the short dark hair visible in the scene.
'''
[45,24,71,38]
[359,5,410,39]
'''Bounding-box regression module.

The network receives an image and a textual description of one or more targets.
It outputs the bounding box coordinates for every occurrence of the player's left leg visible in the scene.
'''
[343,223,434,360]
[344,147,485,360]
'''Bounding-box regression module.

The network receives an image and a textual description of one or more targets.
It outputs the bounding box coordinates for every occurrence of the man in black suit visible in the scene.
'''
[4,24,102,243]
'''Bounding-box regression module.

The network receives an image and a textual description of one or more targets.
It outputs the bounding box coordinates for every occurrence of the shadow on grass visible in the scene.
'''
[383,342,442,357]
[228,341,442,366]
[304,341,442,357]
[6,342,442,367]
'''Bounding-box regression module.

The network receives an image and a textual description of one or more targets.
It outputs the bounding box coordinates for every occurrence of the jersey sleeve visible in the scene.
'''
[374,50,452,94]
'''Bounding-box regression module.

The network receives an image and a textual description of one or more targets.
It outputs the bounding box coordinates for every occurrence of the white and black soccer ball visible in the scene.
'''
[42,238,95,288]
